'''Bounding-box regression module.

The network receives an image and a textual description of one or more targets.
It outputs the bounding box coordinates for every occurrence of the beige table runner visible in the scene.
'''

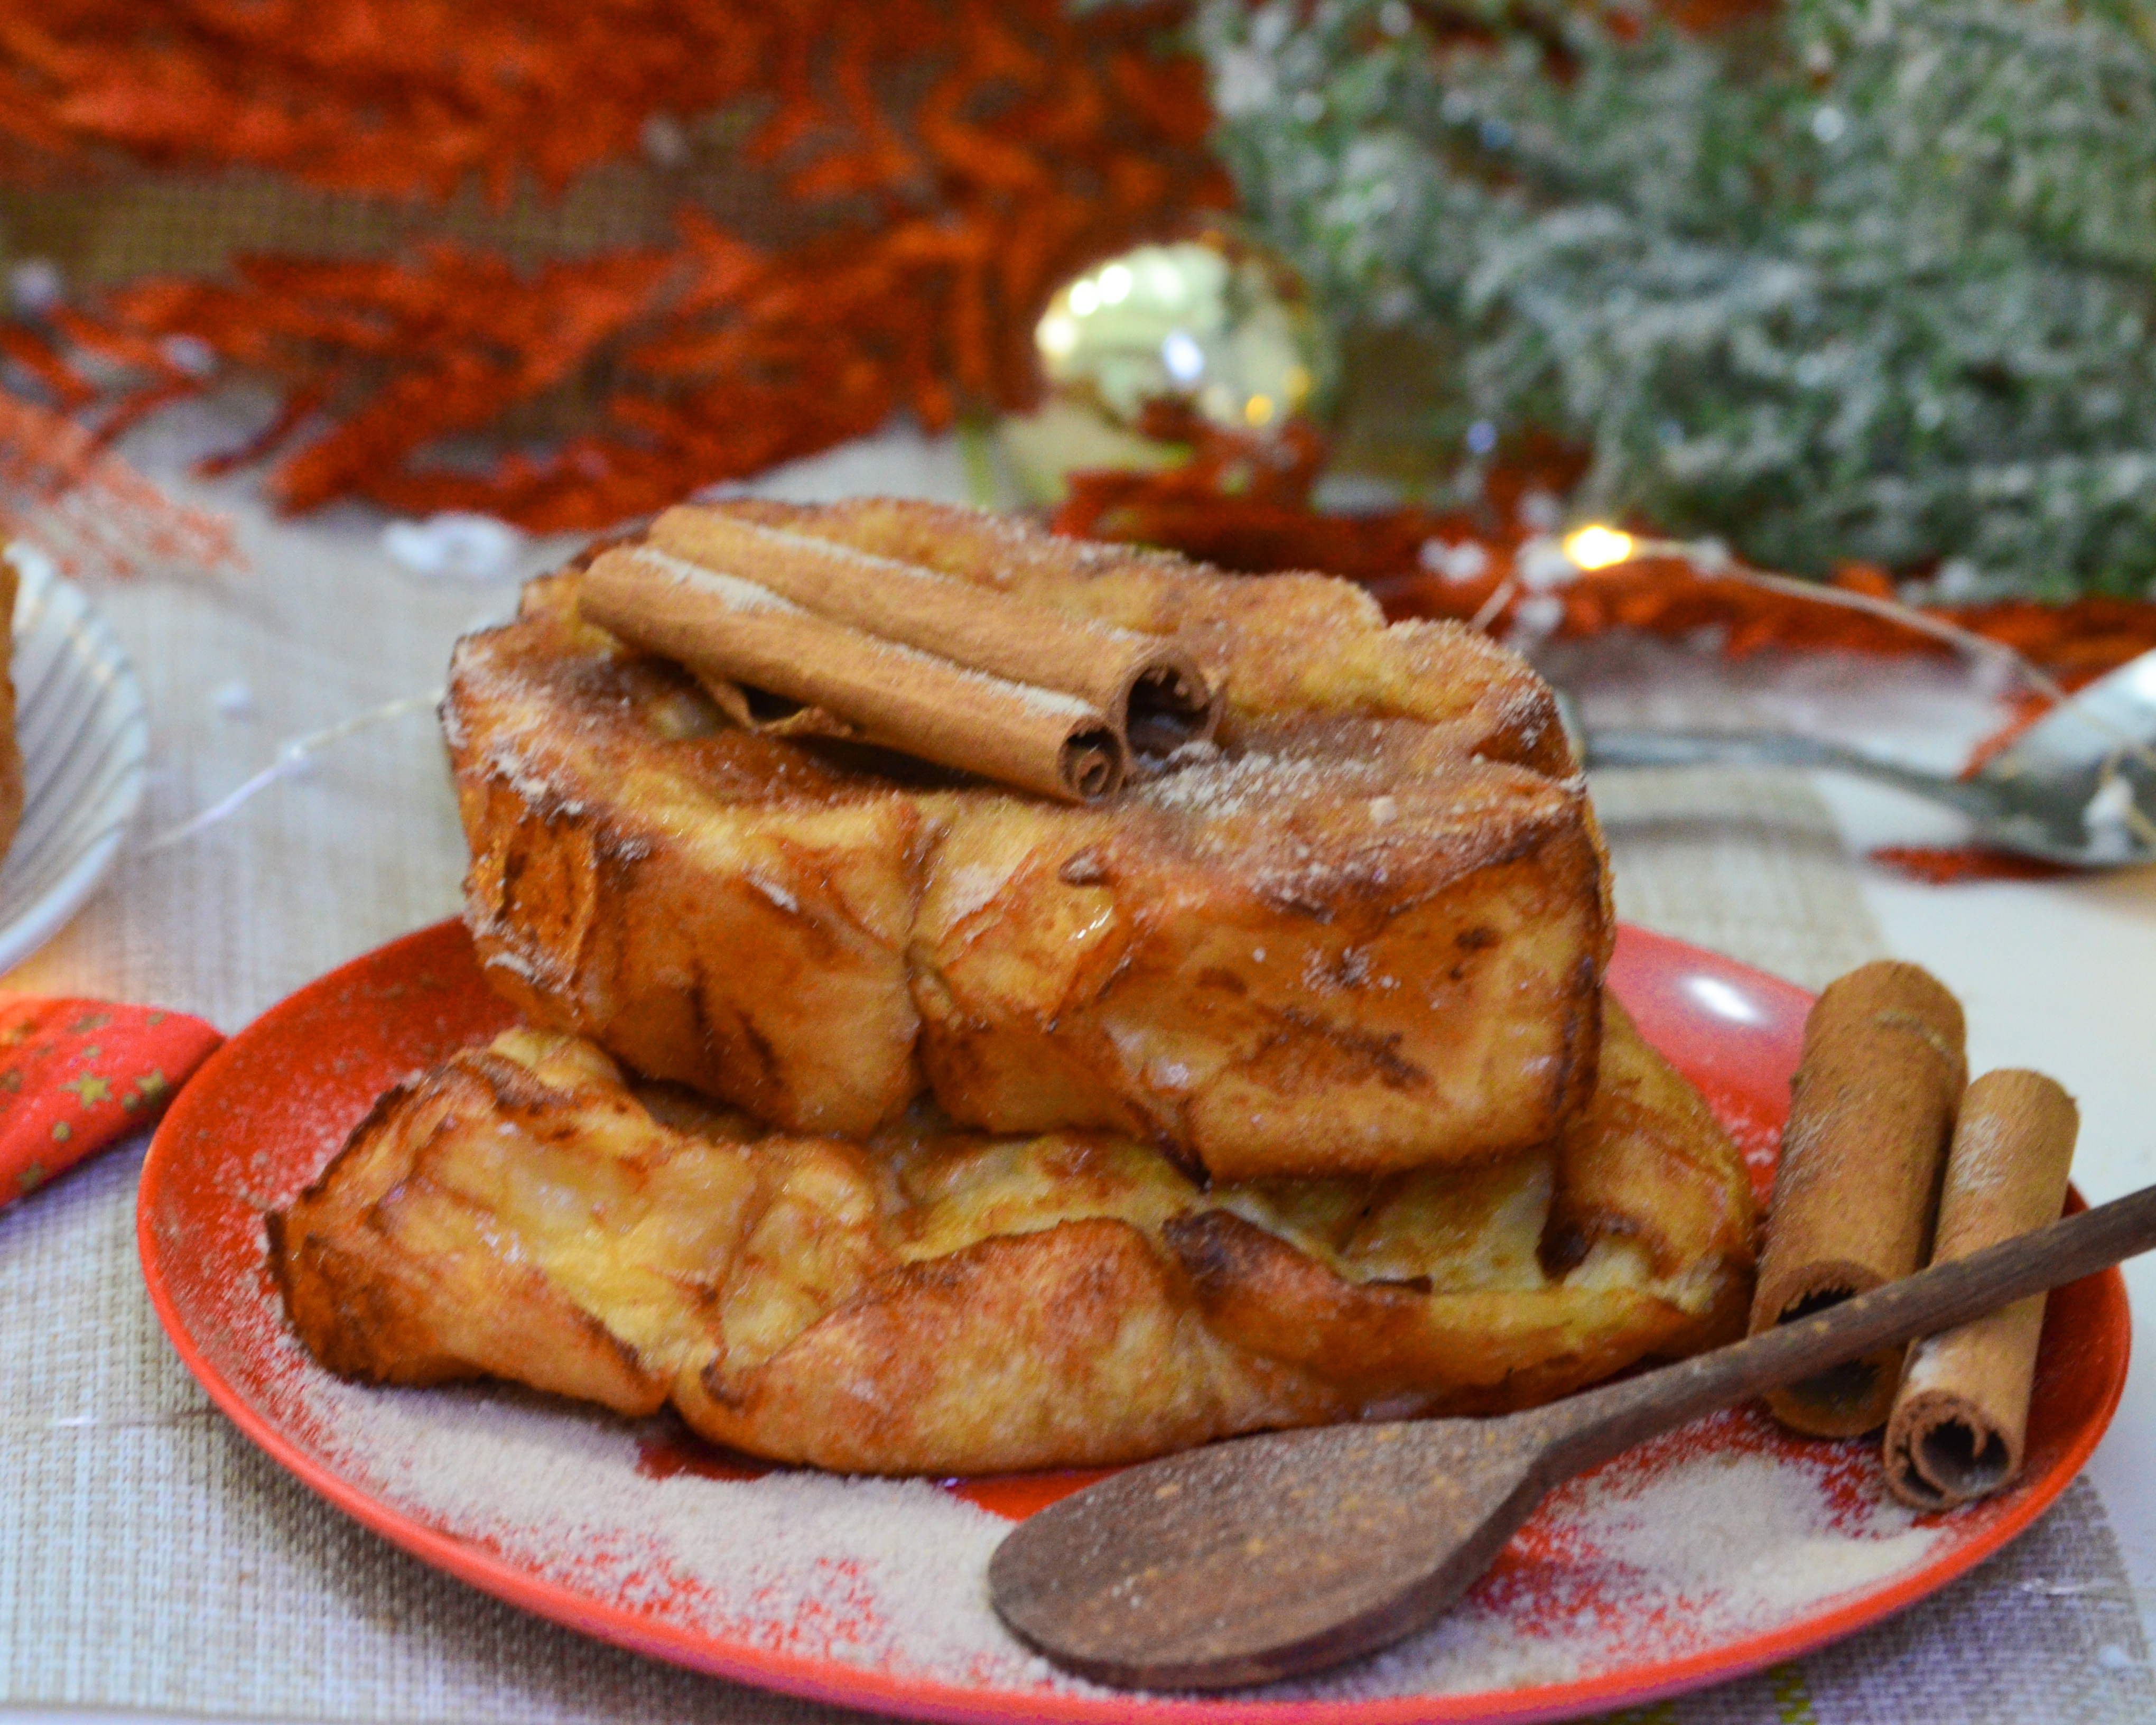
[1,453,2151,1723]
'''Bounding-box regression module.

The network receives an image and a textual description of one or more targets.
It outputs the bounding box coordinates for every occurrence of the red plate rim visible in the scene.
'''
[137,920,2132,1725]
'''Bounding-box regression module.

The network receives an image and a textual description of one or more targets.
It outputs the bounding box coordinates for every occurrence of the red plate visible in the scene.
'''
[139,922,2129,1724]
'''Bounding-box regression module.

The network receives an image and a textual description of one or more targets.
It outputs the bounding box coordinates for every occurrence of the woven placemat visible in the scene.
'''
[1593,767,1885,992]
[0,441,2148,1723]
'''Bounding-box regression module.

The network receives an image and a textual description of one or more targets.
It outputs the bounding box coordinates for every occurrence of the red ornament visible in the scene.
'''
[0,996,222,1211]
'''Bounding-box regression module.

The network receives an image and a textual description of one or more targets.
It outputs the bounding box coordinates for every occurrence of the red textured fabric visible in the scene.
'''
[0,996,221,1210]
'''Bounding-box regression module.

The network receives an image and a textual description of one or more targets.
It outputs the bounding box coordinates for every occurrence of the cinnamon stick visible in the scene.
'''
[1750,960,1967,1436]
[1884,1070,2078,1509]
[649,506,1219,759]
[580,545,1126,801]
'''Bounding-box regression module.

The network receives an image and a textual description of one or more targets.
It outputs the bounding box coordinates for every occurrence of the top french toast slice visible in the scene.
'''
[447,500,1610,1180]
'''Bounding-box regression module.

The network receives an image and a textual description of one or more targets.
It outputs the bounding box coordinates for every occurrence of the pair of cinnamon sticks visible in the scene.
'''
[1751,960,2078,1510]
[577,507,1219,802]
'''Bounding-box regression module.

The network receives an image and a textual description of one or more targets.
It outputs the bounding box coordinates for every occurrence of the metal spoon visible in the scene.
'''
[989,1180,2156,1691]
[1573,646,2156,867]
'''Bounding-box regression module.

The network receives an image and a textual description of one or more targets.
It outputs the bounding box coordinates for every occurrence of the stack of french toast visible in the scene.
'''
[271,500,1757,1474]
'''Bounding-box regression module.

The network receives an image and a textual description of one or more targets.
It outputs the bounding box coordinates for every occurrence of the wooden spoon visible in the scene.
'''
[989,1180,2156,1691]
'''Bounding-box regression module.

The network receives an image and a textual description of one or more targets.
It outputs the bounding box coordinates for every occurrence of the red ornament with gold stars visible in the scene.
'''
[0,996,221,1210]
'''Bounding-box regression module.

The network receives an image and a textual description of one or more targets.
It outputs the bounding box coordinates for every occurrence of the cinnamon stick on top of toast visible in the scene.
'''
[578,509,1219,802]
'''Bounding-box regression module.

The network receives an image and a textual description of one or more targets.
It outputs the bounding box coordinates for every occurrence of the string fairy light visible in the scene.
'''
[139,692,442,855]
[1558,525,1635,572]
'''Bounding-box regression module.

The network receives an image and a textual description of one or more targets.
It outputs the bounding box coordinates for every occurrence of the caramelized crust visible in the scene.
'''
[448,502,1610,1180]
[272,1014,1755,1474]
[1164,1002,1759,1413]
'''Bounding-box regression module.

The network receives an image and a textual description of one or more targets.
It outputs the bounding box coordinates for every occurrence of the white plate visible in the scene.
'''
[0,549,146,973]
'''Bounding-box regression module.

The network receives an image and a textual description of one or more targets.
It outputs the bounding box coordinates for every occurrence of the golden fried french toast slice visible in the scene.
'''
[448,502,1609,1180]
[910,721,1603,1181]
[271,1005,1754,1475]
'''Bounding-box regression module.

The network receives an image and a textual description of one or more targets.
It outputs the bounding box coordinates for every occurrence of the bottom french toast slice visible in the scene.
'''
[270,1001,1755,1476]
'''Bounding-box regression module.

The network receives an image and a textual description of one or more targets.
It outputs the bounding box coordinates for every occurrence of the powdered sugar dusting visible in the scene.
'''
[940,857,1023,926]
[476,944,563,990]
[730,515,1150,649]
[312,1380,1055,1690]
[240,1232,1948,1709]
[237,1269,1080,1698]
[1943,1108,2018,1195]
[1136,746,1381,822]
[1268,1412,1946,1703]
[945,656,1098,724]
[631,548,805,616]
[1566,1442,1940,1617]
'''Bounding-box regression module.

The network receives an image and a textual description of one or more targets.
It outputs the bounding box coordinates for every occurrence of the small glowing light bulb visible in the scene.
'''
[1563,525,1635,571]
[1160,329,1205,383]
[1098,263,1133,305]
[1068,280,1101,317]
[1037,312,1079,358]
[1244,394,1276,427]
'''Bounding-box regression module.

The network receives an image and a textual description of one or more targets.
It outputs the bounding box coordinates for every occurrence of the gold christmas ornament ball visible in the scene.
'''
[1001,231,1337,502]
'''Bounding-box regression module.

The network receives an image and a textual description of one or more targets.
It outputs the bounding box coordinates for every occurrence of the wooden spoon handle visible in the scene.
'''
[1543,1181,2156,1476]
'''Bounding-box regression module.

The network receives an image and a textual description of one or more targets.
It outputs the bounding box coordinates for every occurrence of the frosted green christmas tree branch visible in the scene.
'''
[1191,0,2156,598]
